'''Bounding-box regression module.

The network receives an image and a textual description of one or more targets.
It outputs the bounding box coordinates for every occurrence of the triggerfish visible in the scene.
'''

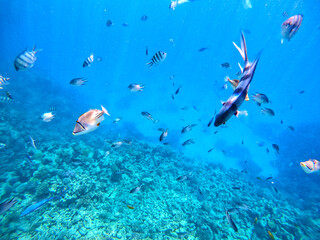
[281,14,303,43]
[300,159,320,174]
[214,33,260,127]
[73,105,110,135]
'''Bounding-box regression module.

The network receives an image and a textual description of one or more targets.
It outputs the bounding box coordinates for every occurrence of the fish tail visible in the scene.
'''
[146,61,153,68]
[101,105,111,117]
[33,45,42,54]
[224,76,230,82]
[237,62,243,73]
[233,32,248,63]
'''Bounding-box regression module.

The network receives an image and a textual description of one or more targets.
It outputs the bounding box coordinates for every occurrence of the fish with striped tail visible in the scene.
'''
[281,14,303,43]
[14,46,41,71]
[146,51,167,68]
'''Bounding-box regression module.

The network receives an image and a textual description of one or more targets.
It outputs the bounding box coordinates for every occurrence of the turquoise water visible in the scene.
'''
[1,0,320,239]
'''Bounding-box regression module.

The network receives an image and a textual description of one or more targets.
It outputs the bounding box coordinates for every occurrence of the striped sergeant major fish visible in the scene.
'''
[281,14,303,43]
[83,53,94,67]
[214,32,261,127]
[0,96,14,103]
[14,46,41,71]
[146,51,167,68]
[0,75,10,88]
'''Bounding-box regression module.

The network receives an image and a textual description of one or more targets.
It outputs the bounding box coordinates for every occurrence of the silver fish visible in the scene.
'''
[70,78,87,86]
[281,15,303,43]
[14,46,41,71]
[182,139,195,146]
[128,83,145,92]
[252,93,269,106]
[0,198,17,214]
[30,137,37,149]
[176,175,188,181]
[261,108,275,116]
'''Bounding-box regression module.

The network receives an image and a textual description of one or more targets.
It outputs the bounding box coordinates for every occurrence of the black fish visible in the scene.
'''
[225,209,238,232]
[6,91,13,100]
[130,186,142,194]
[141,15,148,21]
[221,62,231,68]
[266,148,269,153]
[272,144,280,154]
[175,86,182,95]
[122,23,129,27]
[146,46,148,55]
[280,120,283,124]
[232,187,240,190]
[198,46,209,52]
[265,177,273,181]
[176,175,188,181]
[208,148,214,153]
[171,94,174,100]
[288,126,295,131]
[299,90,305,94]
[106,20,113,27]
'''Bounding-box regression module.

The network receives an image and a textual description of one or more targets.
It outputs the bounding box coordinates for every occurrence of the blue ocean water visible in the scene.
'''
[1,0,320,239]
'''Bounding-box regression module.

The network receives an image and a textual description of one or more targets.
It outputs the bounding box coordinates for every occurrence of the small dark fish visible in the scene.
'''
[225,209,238,232]
[214,131,218,134]
[193,106,199,111]
[0,198,17,214]
[106,20,113,27]
[261,108,275,116]
[182,139,195,146]
[288,126,295,131]
[198,188,202,195]
[241,140,244,145]
[265,177,273,181]
[6,91,13,100]
[221,150,226,154]
[158,128,165,132]
[280,120,283,124]
[273,187,278,193]
[171,94,175,100]
[256,141,264,147]
[208,148,214,153]
[122,23,129,27]
[221,62,231,68]
[256,177,262,180]
[146,51,167,68]
[141,15,148,21]
[163,142,170,145]
[25,154,34,165]
[146,46,148,55]
[20,189,66,217]
[127,205,134,209]
[70,78,87,86]
[141,111,154,121]
[299,90,305,94]
[176,175,188,181]
[130,186,142,194]
[266,148,269,153]
[160,129,168,142]
[232,187,240,190]
[268,231,275,240]
[175,86,182,95]
[181,106,189,110]
[181,124,197,134]
[289,104,293,110]
[83,53,94,67]
[198,46,209,52]
[272,144,280,154]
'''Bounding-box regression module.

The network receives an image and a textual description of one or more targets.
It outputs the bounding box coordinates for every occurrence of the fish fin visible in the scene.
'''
[234,111,239,117]
[146,62,153,68]
[221,101,226,105]
[238,62,243,73]
[101,105,110,116]
[233,32,248,63]
[224,76,230,82]
[245,93,250,101]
